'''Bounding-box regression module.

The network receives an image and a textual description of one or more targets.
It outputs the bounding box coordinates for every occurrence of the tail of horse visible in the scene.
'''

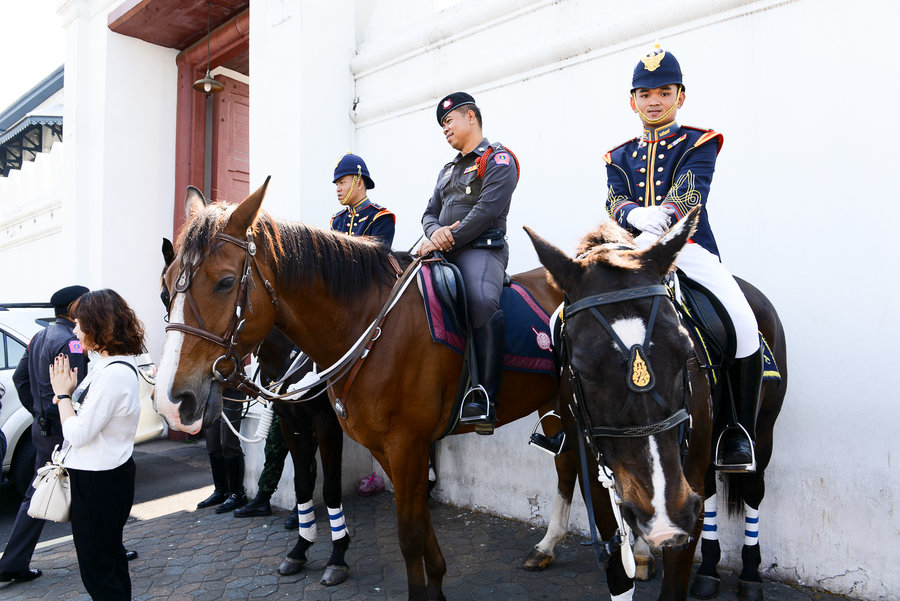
[721,473,746,518]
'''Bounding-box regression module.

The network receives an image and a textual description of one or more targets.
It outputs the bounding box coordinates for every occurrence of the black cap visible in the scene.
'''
[436,92,476,125]
[51,285,89,314]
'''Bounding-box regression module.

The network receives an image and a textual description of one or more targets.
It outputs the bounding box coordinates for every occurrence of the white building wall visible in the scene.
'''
[58,0,178,358]
[274,0,893,598]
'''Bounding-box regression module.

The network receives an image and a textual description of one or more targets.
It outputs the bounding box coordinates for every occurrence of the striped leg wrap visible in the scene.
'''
[744,502,759,546]
[328,504,348,541]
[298,500,317,542]
[701,494,719,541]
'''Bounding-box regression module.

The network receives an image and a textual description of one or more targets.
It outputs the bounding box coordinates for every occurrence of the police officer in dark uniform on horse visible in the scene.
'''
[604,45,764,471]
[0,285,89,583]
[331,153,395,246]
[419,92,520,434]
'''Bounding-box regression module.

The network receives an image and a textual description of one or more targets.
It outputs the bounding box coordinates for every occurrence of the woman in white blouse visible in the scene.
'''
[49,289,145,601]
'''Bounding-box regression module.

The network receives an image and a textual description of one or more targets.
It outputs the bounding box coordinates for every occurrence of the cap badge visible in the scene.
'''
[641,49,666,72]
[442,99,453,109]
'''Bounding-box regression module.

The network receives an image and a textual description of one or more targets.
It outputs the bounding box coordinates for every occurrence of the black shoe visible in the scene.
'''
[215,491,249,514]
[0,569,43,582]
[721,434,753,466]
[125,550,139,562]
[283,512,299,530]
[197,490,228,509]
[234,493,272,518]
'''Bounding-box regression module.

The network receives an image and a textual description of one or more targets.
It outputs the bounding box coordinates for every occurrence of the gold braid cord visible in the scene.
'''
[664,170,701,215]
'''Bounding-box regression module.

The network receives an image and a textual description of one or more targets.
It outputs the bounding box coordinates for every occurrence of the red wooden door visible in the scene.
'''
[211,76,250,204]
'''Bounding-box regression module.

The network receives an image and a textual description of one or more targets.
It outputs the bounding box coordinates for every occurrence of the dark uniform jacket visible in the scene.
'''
[12,317,88,443]
[422,138,518,249]
[605,122,723,257]
[330,198,396,246]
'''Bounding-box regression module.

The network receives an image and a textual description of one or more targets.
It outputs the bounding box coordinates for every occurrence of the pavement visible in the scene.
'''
[0,439,852,601]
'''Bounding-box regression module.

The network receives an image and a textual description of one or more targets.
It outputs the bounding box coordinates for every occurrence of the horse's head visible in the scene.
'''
[526,208,704,550]
[155,179,280,433]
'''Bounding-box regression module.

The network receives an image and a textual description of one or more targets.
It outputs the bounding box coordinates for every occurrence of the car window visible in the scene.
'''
[6,334,25,368]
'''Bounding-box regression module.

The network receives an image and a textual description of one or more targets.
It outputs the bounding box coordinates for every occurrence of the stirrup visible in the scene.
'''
[713,424,757,473]
[528,411,566,456]
[459,385,491,424]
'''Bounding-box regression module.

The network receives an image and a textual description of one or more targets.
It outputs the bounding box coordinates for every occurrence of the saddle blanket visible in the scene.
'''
[418,264,556,377]
[760,334,781,383]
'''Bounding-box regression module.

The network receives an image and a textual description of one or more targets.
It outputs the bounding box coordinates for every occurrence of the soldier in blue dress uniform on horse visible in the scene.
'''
[330,153,395,246]
[604,45,764,472]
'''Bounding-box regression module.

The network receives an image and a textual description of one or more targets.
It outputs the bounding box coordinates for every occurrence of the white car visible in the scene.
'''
[0,303,165,496]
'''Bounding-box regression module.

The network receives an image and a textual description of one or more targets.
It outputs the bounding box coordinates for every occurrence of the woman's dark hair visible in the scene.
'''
[71,289,145,356]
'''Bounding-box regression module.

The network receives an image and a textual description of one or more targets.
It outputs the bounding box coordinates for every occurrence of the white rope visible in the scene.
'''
[596,466,636,579]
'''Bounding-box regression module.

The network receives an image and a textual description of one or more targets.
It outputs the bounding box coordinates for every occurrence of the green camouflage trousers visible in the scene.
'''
[258,414,289,494]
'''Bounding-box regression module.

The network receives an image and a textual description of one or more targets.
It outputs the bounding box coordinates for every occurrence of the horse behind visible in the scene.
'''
[161,233,350,585]
[154,180,582,601]
[525,208,787,601]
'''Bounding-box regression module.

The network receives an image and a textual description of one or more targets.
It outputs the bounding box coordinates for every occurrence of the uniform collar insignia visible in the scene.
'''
[349,197,371,214]
[642,122,679,143]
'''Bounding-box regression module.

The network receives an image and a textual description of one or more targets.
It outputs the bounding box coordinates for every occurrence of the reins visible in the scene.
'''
[166,228,424,406]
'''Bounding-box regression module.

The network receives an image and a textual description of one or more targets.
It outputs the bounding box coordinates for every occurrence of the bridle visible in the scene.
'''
[561,283,693,462]
[165,229,278,391]
[558,282,694,575]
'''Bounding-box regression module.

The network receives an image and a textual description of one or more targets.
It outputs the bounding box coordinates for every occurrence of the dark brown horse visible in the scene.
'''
[525,208,787,601]
[153,180,569,600]
[161,234,350,585]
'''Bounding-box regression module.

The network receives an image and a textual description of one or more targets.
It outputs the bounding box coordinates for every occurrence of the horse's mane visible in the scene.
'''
[175,204,402,302]
[575,221,643,270]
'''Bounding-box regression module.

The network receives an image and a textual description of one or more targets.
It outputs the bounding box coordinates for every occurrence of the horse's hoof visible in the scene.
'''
[522,547,554,571]
[320,564,349,586]
[277,556,307,576]
[738,579,763,601]
[633,552,656,581]
[690,573,720,599]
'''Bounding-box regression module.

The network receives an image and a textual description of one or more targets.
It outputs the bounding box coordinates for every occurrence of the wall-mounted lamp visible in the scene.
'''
[193,1,224,94]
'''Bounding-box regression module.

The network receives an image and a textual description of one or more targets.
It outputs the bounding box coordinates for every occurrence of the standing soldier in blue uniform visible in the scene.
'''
[330,153,395,246]
[0,286,89,582]
[604,46,762,471]
[419,92,519,434]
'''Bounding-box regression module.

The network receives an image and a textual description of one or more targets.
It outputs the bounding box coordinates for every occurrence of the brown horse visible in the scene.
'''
[525,208,787,601]
[154,180,570,601]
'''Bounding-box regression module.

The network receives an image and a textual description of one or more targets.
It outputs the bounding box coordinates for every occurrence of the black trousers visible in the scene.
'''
[69,458,136,601]
[0,424,62,573]
[206,398,244,458]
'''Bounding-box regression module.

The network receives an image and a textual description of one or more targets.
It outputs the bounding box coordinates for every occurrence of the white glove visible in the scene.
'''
[626,205,676,236]
[284,367,321,400]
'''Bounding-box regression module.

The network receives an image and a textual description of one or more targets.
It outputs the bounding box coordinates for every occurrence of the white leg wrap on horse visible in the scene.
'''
[328,504,348,541]
[610,585,635,601]
[744,502,759,546]
[701,494,719,541]
[298,501,317,542]
[535,492,571,554]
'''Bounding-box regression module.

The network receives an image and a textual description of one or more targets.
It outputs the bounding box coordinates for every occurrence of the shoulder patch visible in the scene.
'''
[68,340,84,354]
[603,151,613,165]
[693,130,724,152]
[605,137,638,156]
[374,208,397,223]
[493,152,510,166]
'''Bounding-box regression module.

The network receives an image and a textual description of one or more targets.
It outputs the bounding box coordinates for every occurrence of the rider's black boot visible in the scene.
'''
[196,453,228,509]
[234,489,273,517]
[460,310,504,434]
[720,348,763,470]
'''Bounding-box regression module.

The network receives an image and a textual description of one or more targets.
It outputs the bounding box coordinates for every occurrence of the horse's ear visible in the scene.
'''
[162,237,175,267]
[228,176,272,234]
[184,185,208,219]
[524,226,584,292]
[640,206,701,277]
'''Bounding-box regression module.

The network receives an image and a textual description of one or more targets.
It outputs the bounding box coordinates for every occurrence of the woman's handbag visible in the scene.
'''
[27,444,72,522]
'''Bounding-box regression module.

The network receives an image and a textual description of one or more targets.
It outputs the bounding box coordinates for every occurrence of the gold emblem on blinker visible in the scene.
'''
[627,345,656,392]
[641,46,665,72]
